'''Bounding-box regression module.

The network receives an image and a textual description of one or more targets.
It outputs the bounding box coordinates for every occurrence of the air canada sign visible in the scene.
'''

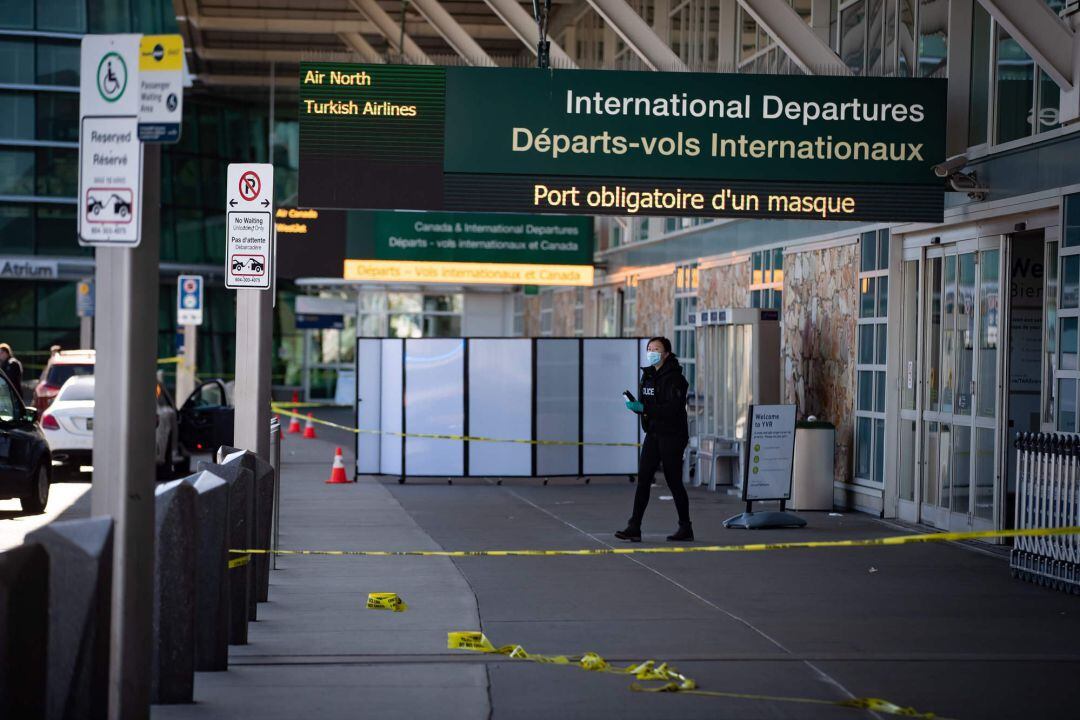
[299,64,947,222]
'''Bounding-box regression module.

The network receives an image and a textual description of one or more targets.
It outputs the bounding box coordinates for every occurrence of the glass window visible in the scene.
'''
[858,325,874,364]
[1062,255,1080,308]
[861,230,876,272]
[0,378,15,421]
[0,203,33,253]
[0,92,35,140]
[37,281,78,327]
[0,0,34,28]
[876,276,889,317]
[917,0,947,77]
[1061,317,1078,371]
[36,147,77,197]
[926,257,942,411]
[873,417,885,484]
[36,40,80,86]
[0,150,34,195]
[1064,194,1080,248]
[0,280,35,325]
[36,93,78,142]
[941,255,957,412]
[955,253,976,415]
[874,370,885,412]
[978,249,1000,417]
[1058,378,1076,432]
[858,370,873,411]
[36,204,82,256]
[877,230,889,270]
[0,39,33,84]
[995,26,1034,144]
[875,323,887,364]
[423,315,460,337]
[855,416,872,476]
[840,0,865,74]
[37,0,87,32]
[974,427,995,519]
[860,277,876,317]
[1043,243,1058,424]
[901,260,919,411]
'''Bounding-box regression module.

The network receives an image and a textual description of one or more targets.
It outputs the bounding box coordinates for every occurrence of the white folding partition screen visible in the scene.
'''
[582,339,643,475]
[356,338,642,478]
[379,339,403,476]
[355,339,382,474]
[404,338,465,476]
[468,339,532,476]
[535,339,580,477]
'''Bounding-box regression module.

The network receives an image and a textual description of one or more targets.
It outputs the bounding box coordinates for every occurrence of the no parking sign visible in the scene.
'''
[177,274,203,325]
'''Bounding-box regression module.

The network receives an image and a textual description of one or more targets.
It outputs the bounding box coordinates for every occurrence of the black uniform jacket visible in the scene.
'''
[638,354,689,439]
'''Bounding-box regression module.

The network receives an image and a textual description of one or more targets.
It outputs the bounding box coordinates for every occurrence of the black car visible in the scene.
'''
[0,368,50,513]
[178,379,235,456]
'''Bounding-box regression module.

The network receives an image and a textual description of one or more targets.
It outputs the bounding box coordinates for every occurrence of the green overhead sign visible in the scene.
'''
[349,211,593,265]
[299,64,947,222]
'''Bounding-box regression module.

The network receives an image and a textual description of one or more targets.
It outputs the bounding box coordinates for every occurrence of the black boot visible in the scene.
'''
[614,523,642,542]
[667,523,693,542]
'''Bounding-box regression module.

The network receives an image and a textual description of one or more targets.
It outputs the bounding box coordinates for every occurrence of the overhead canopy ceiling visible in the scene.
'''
[174,0,579,87]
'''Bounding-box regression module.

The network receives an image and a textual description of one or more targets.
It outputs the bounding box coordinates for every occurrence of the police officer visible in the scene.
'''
[615,336,692,542]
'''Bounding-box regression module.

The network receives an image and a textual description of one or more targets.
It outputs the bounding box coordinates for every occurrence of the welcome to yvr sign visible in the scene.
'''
[298,64,947,222]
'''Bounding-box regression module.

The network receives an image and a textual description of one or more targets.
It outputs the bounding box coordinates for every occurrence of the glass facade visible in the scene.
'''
[855,230,890,485]
[0,3,298,389]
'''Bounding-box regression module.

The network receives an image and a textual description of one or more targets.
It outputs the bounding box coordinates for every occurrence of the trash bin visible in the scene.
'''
[790,417,835,511]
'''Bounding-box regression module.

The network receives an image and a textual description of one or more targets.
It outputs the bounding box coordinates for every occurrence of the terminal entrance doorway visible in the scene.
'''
[898,231,1049,533]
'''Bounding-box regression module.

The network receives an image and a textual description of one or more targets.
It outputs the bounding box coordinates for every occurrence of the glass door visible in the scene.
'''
[915,238,1002,531]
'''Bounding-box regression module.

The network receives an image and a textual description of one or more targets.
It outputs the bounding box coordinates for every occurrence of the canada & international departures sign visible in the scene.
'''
[298,63,947,223]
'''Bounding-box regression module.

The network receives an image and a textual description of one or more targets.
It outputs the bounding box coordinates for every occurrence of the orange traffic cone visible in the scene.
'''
[303,412,317,439]
[287,413,302,434]
[325,447,349,484]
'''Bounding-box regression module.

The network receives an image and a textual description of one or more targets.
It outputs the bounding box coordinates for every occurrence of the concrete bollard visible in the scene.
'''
[27,518,113,720]
[182,470,229,671]
[221,449,276,604]
[152,480,196,704]
[0,543,49,716]
[198,459,254,645]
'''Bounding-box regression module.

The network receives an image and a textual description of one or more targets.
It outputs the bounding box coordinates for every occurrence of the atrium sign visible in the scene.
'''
[298,64,947,222]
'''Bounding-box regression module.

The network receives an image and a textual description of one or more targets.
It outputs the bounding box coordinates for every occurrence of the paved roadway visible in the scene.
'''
[22,411,1077,720]
[0,467,91,552]
[149,413,1080,720]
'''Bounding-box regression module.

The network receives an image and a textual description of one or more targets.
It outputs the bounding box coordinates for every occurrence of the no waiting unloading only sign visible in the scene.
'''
[226,163,274,290]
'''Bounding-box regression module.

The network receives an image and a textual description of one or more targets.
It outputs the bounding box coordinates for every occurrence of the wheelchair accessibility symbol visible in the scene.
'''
[96,52,128,102]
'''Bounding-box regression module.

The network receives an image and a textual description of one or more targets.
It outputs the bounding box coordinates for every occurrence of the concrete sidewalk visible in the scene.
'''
[155,413,1080,720]
[153,420,489,720]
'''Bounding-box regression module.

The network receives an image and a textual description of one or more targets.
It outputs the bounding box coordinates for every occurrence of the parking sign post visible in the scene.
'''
[79,33,159,720]
[176,275,203,402]
[226,163,275,460]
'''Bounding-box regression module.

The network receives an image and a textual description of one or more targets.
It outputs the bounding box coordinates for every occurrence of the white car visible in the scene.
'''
[40,376,189,478]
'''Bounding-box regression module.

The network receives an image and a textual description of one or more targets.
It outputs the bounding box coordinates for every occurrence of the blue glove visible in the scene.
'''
[625,401,644,413]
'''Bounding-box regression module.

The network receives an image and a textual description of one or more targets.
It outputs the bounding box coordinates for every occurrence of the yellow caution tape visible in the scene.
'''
[448,632,945,717]
[227,553,251,569]
[157,356,182,364]
[366,592,408,612]
[447,632,695,691]
[231,525,1080,559]
[271,405,640,448]
[274,401,351,409]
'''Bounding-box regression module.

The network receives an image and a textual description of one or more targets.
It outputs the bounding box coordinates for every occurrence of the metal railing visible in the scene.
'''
[1011,433,1080,594]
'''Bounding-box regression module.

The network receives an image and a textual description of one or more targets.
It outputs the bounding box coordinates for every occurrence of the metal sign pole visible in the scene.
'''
[91,142,160,719]
[177,323,198,402]
[233,288,273,460]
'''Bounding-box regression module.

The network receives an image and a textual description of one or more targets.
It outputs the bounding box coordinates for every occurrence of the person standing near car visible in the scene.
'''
[0,343,24,400]
[615,336,693,542]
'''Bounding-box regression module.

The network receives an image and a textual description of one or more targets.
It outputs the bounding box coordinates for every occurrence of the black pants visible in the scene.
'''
[630,433,690,527]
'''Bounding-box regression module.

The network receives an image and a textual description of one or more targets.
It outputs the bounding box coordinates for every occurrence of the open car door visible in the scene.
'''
[179,379,234,454]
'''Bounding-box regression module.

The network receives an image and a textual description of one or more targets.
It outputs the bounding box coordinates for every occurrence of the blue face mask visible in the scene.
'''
[646,351,662,367]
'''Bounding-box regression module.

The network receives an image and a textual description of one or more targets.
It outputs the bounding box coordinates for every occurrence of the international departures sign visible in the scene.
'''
[298,64,947,223]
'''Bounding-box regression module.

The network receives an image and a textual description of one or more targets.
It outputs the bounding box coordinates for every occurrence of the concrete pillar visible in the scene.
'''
[0,544,49,716]
[198,459,254,645]
[151,480,196,704]
[181,470,230,671]
[28,517,113,720]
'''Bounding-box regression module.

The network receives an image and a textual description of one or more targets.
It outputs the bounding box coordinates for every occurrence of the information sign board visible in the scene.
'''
[76,278,95,318]
[742,404,797,502]
[225,163,274,290]
[138,34,184,143]
[298,64,947,222]
[79,35,143,246]
[177,274,203,325]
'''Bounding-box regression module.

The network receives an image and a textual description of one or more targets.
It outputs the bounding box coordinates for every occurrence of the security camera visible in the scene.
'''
[933,154,969,178]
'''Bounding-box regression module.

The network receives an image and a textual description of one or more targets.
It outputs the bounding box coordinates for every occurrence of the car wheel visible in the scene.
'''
[21,465,50,514]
